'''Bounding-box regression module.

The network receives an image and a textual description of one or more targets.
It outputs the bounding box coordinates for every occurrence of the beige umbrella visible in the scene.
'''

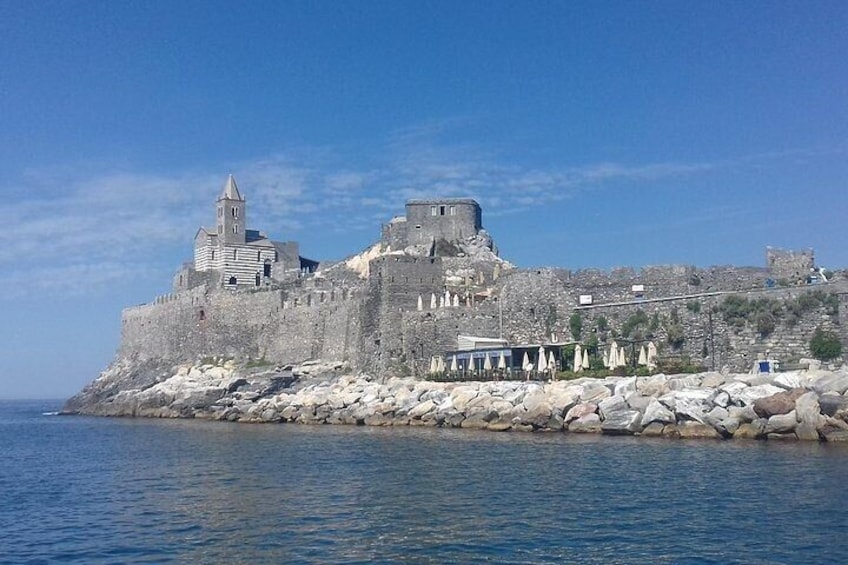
[619,347,627,368]
[428,356,437,374]
[573,344,582,372]
[498,351,507,370]
[537,346,548,373]
[453,293,459,307]
[450,354,458,372]
[638,346,647,366]
[430,293,437,309]
[417,295,423,311]
[444,289,451,306]
[522,352,532,371]
[647,342,658,369]
[483,353,493,372]
[582,349,590,370]
[548,350,557,374]
[439,296,445,308]
[608,342,619,369]
[466,295,472,307]
[602,348,609,368]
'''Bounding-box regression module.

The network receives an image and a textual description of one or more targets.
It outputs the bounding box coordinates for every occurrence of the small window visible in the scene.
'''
[440,205,446,216]
[199,309,205,321]
[217,207,223,218]
[233,225,239,234]
[430,206,437,216]
[449,205,455,216]
[415,225,421,230]
[257,251,261,261]
[228,276,237,285]
[233,249,237,260]
[217,225,223,234]
[232,207,239,218]
[211,250,216,260]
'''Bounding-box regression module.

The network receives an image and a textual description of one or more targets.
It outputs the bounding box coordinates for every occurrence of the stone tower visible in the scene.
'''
[216,174,246,245]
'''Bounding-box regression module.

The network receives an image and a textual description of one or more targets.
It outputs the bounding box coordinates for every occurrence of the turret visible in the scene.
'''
[216,174,246,245]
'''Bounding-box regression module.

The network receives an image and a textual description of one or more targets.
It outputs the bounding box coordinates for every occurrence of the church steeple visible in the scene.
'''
[220,174,243,201]
[216,174,246,245]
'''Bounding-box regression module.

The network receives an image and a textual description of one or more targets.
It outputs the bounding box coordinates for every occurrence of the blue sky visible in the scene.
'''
[2,1,847,398]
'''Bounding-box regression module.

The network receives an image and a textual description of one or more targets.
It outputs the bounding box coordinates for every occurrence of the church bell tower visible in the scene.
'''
[216,174,246,245]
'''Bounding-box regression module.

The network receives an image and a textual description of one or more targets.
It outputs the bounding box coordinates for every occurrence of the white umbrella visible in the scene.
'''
[522,352,532,371]
[647,342,658,369]
[450,355,458,372]
[417,295,423,311]
[498,351,507,370]
[453,293,459,307]
[609,342,619,369]
[444,289,451,306]
[619,347,627,368]
[484,353,493,372]
[582,349,590,370]
[602,348,609,369]
[428,356,437,374]
[638,346,647,366]
[439,296,445,308]
[430,293,437,309]
[466,295,472,307]
[548,350,557,373]
[573,344,582,373]
[537,346,548,372]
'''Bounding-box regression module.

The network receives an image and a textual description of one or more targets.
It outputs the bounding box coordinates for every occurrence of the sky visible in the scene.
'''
[2,1,847,399]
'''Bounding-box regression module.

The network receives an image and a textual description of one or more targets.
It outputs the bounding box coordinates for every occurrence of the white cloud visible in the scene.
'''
[5,127,763,298]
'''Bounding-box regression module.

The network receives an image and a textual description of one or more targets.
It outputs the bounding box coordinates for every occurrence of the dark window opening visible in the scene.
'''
[199,309,205,321]
[228,276,237,285]
[255,273,261,286]
[440,205,446,215]
[263,261,271,278]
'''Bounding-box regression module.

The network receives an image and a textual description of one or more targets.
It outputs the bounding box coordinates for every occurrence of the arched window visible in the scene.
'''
[228,276,237,285]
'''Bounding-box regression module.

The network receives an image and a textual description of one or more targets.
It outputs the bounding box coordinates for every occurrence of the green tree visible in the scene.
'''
[569,313,583,341]
[810,328,843,361]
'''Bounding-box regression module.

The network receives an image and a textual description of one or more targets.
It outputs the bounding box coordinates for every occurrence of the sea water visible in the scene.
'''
[2,399,846,564]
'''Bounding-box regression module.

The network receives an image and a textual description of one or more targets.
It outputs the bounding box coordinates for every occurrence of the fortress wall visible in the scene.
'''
[119,282,364,366]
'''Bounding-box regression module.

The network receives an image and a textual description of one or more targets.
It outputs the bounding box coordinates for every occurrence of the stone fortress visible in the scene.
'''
[119,175,848,379]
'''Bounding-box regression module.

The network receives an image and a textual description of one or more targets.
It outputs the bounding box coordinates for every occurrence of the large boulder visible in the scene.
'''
[818,393,848,418]
[794,392,825,428]
[568,413,602,433]
[810,373,848,395]
[678,421,722,439]
[766,410,798,434]
[564,402,598,423]
[734,384,785,406]
[733,419,767,439]
[598,395,628,420]
[753,388,806,418]
[641,398,676,427]
[601,410,642,435]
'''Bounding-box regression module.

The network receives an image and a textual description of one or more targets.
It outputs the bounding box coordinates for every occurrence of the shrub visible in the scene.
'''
[686,300,701,314]
[569,313,583,341]
[755,311,776,336]
[666,323,685,349]
[621,309,648,339]
[810,328,843,361]
[596,316,608,332]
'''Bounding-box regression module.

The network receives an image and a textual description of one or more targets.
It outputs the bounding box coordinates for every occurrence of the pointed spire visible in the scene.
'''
[219,174,243,201]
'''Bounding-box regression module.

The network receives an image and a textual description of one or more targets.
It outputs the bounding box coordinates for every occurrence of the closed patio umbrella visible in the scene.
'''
[484,353,493,372]
[450,355,458,373]
[498,351,507,370]
[582,348,590,370]
[638,346,647,366]
[537,346,548,373]
[453,293,459,307]
[417,295,423,311]
[573,344,582,373]
[430,293,437,309]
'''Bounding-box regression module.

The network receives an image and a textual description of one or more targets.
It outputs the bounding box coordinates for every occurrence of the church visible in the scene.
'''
[176,175,316,290]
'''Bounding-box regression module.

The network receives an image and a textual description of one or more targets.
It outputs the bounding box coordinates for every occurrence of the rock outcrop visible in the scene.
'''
[62,360,848,442]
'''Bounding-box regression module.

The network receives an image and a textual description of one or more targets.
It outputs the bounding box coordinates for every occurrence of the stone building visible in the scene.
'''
[174,175,314,291]
[382,198,483,251]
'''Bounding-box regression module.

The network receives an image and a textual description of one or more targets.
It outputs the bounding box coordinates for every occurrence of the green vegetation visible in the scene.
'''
[620,309,649,339]
[719,291,839,335]
[809,328,843,361]
[686,300,701,314]
[569,313,583,340]
[595,315,608,332]
[245,357,274,368]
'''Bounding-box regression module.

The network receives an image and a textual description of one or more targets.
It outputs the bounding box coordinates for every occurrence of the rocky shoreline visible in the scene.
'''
[61,360,848,442]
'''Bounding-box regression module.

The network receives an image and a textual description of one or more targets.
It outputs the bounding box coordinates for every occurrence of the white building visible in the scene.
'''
[188,175,313,289]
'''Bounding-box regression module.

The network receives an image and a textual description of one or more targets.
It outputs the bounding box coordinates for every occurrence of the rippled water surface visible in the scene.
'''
[2,399,847,564]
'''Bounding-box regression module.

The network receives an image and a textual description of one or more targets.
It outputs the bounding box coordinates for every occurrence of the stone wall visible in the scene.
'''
[767,247,815,284]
